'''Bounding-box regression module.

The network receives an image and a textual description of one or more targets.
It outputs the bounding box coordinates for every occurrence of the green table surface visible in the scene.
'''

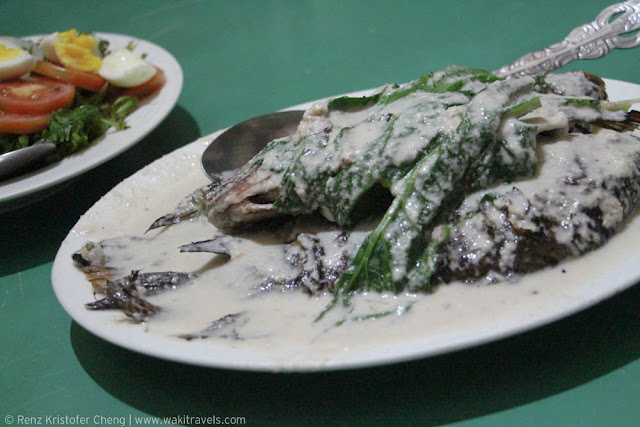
[2,1,640,425]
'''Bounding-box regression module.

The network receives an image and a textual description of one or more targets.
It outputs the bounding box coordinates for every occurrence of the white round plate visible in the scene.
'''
[0,32,183,209]
[52,78,640,372]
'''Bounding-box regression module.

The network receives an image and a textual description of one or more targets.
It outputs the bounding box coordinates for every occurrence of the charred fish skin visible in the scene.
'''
[257,232,353,295]
[136,271,197,293]
[179,235,242,257]
[73,241,198,322]
[180,228,356,296]
[176,312,249,341]
[147,182,220,231]
[434,129,640,284]
[82,269,197,322]
[85,271,160,322]
[148,136,294,232]
[204,135,296,230]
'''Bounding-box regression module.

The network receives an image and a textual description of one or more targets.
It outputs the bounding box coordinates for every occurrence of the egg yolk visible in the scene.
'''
[0,44,25,61]
[54,42,102,72]
[54,29,102,73]
[57,29,97,51]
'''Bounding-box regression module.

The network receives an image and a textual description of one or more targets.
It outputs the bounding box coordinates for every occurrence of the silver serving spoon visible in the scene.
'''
[202,1,640,180]
[0,140,56,181]
[202,110,304,180]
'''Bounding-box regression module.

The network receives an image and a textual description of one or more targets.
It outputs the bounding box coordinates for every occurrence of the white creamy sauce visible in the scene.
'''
[73,194,637,366]
[277,89,471,219]
[546,72,605,98]
[76,128,640,365]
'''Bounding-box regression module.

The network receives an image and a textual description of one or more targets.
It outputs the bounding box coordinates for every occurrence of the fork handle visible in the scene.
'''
[494,1,640,78]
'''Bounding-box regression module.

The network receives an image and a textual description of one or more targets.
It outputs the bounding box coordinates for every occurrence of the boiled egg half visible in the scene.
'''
[0,37,34,82]
[39,29,102,73]
[98,48,156,87]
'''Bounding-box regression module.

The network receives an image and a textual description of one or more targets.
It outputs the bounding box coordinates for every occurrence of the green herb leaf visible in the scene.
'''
[333,77,539,301]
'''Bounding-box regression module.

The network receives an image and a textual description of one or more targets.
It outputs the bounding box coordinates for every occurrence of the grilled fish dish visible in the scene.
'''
[73,66,640,322]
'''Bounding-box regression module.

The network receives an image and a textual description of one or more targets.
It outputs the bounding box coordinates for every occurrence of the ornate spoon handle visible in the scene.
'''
[494,1,640,78]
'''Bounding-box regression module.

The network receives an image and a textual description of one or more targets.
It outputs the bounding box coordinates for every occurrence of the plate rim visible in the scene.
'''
[51,77,640,372]
[0,32,183,207]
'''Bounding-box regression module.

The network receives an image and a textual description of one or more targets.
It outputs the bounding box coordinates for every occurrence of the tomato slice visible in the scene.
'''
[122,67,166,100]
[0,76,75,115]
[0,112,50,134]
[32,60,107,92]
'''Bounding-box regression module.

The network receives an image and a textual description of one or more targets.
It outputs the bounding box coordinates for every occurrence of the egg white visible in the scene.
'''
[99,49,156,87]
[0,38,34,82]
[39,33,61,63]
